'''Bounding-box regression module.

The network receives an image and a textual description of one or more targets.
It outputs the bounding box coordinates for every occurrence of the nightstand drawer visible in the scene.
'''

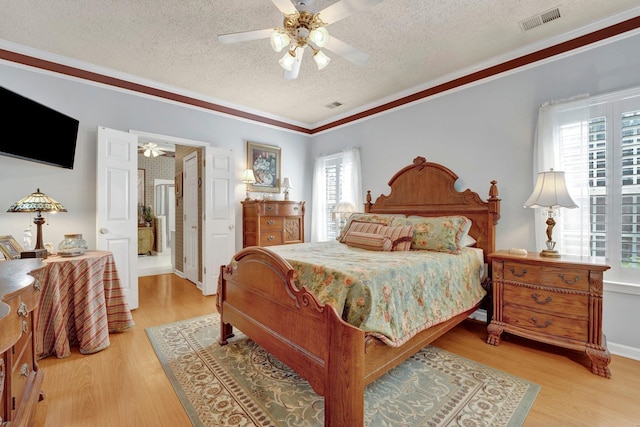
[503,262,589,291]
[502,306,588,341]
[503,284,588,317]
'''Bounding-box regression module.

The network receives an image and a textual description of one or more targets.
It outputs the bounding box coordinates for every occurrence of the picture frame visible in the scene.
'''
[247,141,281,193]
[138,168,145,206]
[0,235,23,260]
[175,172,183,197]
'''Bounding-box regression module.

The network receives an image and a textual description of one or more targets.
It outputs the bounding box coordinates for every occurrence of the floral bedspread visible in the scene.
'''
[268,241,485,347]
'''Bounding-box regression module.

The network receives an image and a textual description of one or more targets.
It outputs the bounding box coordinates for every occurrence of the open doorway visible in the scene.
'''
[137,138,176,277]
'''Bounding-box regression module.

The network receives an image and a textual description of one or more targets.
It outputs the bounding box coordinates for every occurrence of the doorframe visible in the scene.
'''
[130,130,212,290]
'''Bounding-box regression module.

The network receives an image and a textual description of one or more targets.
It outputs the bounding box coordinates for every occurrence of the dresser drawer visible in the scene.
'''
[260,217,283,230]
[503,283,588,317]
[259,232,282,246]
[259,202,302,216]
[503,262,589,291]
[11,336,34,418]
[502,305,588,341]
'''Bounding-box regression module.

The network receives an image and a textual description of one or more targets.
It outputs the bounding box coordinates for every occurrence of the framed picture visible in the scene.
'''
[175,172,183,197]
[0,235,23,260]
[247,141,281,193]
[137,169,145,206]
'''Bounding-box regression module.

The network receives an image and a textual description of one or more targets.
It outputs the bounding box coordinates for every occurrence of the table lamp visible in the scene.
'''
[281,177,292,200]
[7,188,67,259]
[333,202,356,230]
[242,169,256,201]
[524,170,577,257]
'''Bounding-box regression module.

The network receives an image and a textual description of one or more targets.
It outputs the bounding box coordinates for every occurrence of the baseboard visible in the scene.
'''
[607,342,640,361]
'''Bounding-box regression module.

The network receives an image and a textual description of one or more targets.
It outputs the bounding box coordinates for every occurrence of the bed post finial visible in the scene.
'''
[365,190,372,213]
[488,180,501,225]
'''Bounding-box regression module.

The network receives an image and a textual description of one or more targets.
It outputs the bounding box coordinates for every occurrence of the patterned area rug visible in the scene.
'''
[146,315,539,426]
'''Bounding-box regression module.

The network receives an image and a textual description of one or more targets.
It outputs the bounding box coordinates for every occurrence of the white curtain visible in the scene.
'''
[311,147,363,242]
[533,95,591,255]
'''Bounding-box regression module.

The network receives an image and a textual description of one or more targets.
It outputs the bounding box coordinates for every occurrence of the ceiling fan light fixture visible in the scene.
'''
[279,50,296,71]
[270,30,290,52]
[313,49,330,70]
[144,149,152,157]
[309,26,329,48]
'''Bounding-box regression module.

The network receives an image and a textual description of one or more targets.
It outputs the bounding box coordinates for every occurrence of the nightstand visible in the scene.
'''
[242,200,305,248]
[487,250,611,378]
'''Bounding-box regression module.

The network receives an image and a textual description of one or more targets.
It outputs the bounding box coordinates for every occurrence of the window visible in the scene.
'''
[542,88,640,284]
[311,148,362,242]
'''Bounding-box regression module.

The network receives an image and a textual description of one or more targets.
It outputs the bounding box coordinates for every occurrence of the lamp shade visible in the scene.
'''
[279,50,296,71]
[309,26,329,47]
[313,50,331,70]
[241,169,256,184]
[7,189,67,213]
[281,177,292,190]
[333,201,356,214]
[270,31,290,52]
[524,170,578,209]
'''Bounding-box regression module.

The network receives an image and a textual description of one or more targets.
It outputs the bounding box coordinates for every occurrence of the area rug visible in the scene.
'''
[146,315,539,427]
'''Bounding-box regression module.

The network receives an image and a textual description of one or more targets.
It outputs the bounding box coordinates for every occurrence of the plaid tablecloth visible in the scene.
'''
[34,250,135,359]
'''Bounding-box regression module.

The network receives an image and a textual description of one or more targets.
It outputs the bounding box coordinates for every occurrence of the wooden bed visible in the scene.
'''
[216,156,501,426]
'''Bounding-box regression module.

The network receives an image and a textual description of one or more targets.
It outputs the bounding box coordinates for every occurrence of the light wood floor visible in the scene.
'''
[34,274,640,426]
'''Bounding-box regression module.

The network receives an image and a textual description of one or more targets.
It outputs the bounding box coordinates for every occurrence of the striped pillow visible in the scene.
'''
[344,231,392,251]
[379,225,415,251]
[339,221,384,243]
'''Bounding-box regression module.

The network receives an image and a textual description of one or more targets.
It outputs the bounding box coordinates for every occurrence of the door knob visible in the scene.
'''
[99,228,109,234]
[228,224,235,230]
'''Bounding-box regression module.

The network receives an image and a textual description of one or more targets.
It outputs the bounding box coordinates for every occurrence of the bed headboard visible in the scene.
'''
[364,156,501,261]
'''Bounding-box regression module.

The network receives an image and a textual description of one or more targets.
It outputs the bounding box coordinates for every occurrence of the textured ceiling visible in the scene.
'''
[1,1,639,128]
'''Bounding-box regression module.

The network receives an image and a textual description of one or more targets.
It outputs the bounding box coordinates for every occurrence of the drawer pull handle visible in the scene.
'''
[530,317,552,329]
[293,206,298,211]
[265,206,274,211]
[531,294,552,305]
[509,267,527,277]
[17,302,28,317]
[33,279,42,291]
[22,320,28,334]
[267,220,275,225]
[558,274,580,285]
[20,363,30,377]
[267,236,275,241]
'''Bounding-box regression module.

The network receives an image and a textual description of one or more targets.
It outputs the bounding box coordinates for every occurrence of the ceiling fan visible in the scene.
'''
[139,142,165,158]
[218,0,382,80]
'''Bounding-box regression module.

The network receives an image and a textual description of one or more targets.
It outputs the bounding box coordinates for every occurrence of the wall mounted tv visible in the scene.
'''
[0,86,79,169]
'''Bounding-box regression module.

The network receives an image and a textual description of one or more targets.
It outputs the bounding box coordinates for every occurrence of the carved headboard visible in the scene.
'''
[364,156,501,261]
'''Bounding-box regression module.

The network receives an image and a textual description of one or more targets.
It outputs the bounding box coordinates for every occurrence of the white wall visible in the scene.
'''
[1,30,639,357]
[0,65,312,251]
[311,32,640,357]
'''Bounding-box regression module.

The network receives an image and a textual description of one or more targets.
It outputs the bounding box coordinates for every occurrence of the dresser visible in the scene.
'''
[242,200,305,247]
[0,259,45,425]
[487,251,611,377]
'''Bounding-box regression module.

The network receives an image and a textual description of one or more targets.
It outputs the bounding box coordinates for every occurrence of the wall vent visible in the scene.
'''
[519,7,561,31]
[325,101,343,109]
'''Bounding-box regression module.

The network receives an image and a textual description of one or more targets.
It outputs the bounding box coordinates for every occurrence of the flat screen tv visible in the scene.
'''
[0,86,79,169]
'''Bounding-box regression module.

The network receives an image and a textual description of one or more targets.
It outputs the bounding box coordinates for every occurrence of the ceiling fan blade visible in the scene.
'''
[324,37,369,66]
[218,28,274,44]
[284,47,305,80]
[272,0,298,15]
[317,0,382,25]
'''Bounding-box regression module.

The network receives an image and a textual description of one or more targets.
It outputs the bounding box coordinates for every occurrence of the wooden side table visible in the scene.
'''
[242,200,305,248]
[487,250,611,378]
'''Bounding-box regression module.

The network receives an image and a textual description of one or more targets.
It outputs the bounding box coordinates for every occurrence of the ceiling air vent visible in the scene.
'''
[325,101,343,109]
[519,7,561,31]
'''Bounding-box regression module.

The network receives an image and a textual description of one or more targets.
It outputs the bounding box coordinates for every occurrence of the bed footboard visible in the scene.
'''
[217,247,366,426]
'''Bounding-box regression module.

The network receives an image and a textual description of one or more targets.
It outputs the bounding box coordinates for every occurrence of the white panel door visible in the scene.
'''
[203,146,235,295]
[183,151,199,285]
[96,126,139,309]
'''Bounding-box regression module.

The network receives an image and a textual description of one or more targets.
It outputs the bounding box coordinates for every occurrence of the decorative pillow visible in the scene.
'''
[344,231,392,251]
[378,225,415,251]
[338,220,384,243]
[393,216,472,254]
[336,213,405,242]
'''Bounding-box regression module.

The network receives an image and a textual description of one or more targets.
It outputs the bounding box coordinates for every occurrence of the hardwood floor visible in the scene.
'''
[34,274,640,426]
